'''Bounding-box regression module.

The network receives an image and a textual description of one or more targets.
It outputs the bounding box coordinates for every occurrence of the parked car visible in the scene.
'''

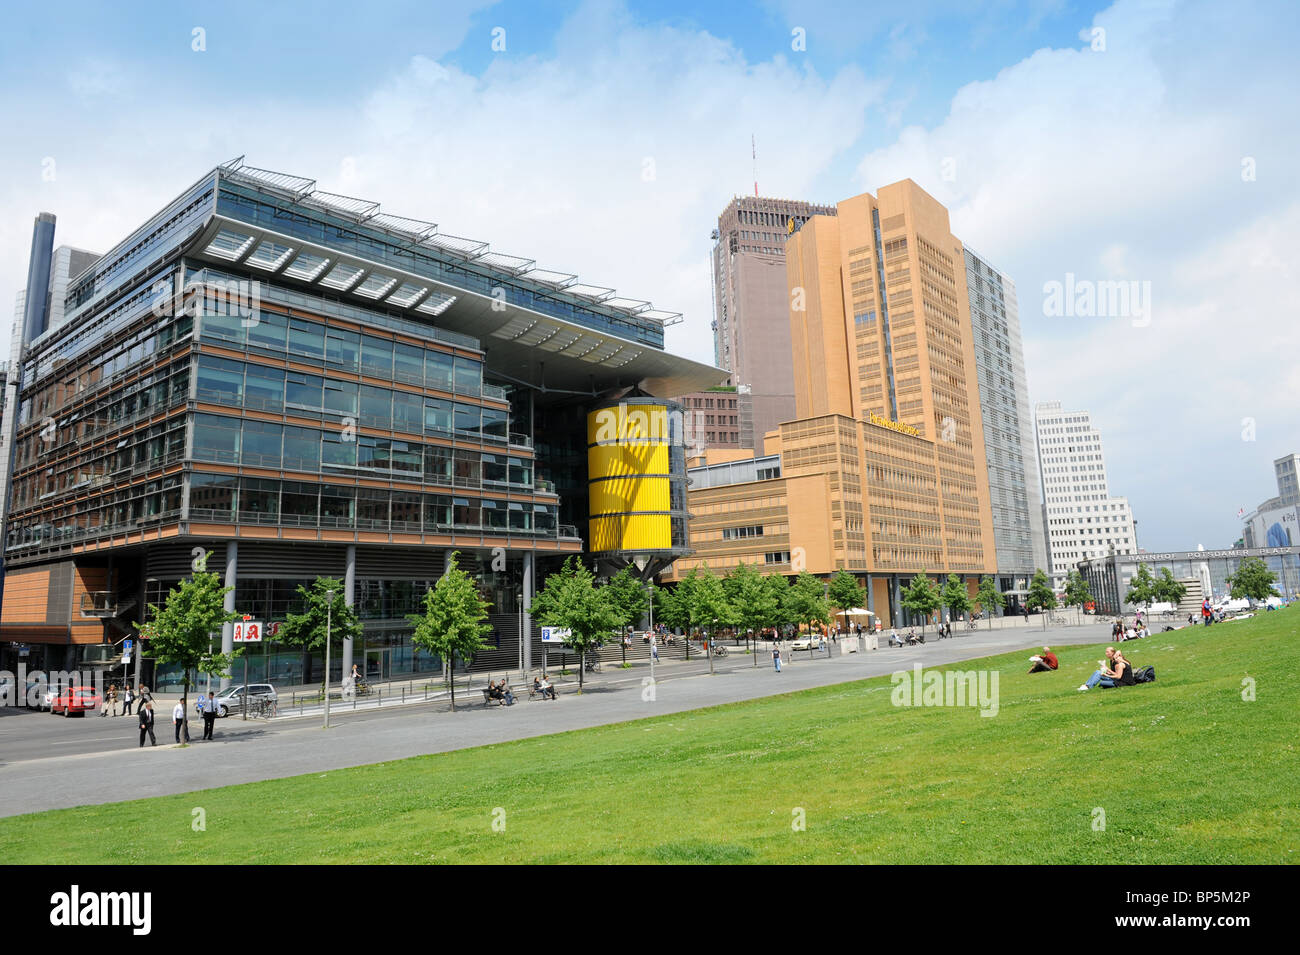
[194,684,278,718]
[51,686,102,717]
[24,681,50,710]
[789,636,824,652]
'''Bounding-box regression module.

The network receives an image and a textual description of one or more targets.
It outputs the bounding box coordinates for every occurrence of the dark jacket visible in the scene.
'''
[138,708,155,728]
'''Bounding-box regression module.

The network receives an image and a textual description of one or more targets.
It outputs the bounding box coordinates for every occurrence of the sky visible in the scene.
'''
[1,0,1295,552]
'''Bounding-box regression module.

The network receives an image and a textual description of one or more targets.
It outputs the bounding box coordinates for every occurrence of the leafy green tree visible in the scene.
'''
[785,571,831,656]
[278,576,364,688]
[685,566,737,674]
[1063,569,1094,612]
[140,555,241,742]
[1026,569,1056,614]
[764,574,795,634]
[941,574,972,624]
[901,572,941,633]
[1227,556,1279,601]
[1125,563,1157,613]
[975,576,1004,629]
[407,552,493,711]
[827,570,866,634]
[1155,568,1188,608]
[724,562,778,661]
[604,566,650,665]
[531,556,622,690]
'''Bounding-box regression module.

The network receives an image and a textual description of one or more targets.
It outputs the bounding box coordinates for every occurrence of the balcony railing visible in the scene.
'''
[184,507,574,541]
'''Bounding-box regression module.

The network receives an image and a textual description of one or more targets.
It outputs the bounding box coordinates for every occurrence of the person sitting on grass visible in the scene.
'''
[1028,647,1059,674]
[1078,647,1130,691]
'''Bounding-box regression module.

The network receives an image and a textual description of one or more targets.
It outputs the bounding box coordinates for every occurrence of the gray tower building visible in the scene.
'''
[964,247,1047,606]
[707,195,836,448]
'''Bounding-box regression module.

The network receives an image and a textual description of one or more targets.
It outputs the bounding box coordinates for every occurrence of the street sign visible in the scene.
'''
[124,639,132,650]
[540,626,571,644]
[123,653,131,664]
[233,620,263,643]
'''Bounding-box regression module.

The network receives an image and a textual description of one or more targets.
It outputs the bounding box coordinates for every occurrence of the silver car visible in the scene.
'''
[194,684,278,718]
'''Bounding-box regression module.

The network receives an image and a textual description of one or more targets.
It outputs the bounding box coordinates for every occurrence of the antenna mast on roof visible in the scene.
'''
[752,134,758,197]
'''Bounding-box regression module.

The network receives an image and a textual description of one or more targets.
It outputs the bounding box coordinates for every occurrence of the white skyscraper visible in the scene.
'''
[1034,401,1138,591]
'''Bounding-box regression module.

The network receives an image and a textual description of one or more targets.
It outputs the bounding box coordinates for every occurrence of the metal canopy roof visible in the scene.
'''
[189,213,724,399]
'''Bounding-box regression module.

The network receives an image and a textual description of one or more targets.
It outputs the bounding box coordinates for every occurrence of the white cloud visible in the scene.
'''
[851,0,1300,548]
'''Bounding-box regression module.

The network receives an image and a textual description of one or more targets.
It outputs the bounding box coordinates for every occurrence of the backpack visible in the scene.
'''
[1132,665,1155,684]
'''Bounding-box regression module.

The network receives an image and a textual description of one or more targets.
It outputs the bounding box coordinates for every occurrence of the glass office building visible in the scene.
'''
[0,160,722,686]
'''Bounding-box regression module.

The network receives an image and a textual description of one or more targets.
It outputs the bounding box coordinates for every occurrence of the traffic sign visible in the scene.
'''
[124,639,133,650]
[233,620,263,643]
[540,626,571,644]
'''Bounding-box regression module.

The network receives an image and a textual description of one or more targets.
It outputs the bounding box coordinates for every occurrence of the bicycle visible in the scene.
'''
[711,644,728,657]
[965,620,978,631]
[584,657,602,673]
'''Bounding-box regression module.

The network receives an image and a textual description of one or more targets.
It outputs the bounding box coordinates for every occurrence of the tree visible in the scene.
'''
[724,562,778,662]
[901,572,941,634]
[1227,557,1279,601]
[827,570,866,640]
[684,566,737,674]
[1026,569,1056,614]
[785,571,831,656]
[407,552,493,711]
[140,555,240,743]
[975,576,1004,629]
[940,574,972,624]
[1125,563,1157,613]
[531,556,621,690]
[1063,569,1094,613]
[1155,568,1187,608]
[604,566,650,665]
[764,573,795,634]
[278,576,364,690]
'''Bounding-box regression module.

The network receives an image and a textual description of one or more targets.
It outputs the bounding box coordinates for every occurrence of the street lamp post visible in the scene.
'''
[323,589,334,730]
[516,591,524,677]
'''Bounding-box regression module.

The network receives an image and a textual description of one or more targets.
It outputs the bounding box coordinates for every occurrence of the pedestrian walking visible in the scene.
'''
[200,691,218,740]
[773,645,782,673]
[172,699,186,743]
[122,684,135,716]
[138,702,156,747]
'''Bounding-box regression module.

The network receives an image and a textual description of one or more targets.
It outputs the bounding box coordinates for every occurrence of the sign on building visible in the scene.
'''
[233,620,263,643]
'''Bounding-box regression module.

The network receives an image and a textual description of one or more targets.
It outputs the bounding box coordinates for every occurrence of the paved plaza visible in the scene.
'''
[0,618,1151,819]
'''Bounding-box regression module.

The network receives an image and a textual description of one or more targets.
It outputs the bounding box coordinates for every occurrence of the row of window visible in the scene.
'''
[189,475,558,534]
[195,356,510,437]
[192,413,533,486]
[199,309,484,393]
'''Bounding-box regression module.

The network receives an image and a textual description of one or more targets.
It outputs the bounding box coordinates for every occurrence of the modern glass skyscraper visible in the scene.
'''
[964,247,1047,606]
[0,160,721,682]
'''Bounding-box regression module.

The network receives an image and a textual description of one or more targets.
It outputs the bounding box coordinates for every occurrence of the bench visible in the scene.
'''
[480,686,516,707]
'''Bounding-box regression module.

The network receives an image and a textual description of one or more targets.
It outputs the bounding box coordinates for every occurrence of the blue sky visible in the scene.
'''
[1,0,1296,553]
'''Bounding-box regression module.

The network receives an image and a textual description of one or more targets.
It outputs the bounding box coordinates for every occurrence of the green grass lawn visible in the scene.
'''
[4,610,1297,863]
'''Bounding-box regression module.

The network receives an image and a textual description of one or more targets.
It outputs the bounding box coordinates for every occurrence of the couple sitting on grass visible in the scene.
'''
[1077,646,1136,691]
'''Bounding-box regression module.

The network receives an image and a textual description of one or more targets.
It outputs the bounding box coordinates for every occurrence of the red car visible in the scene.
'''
[51,686,101,717]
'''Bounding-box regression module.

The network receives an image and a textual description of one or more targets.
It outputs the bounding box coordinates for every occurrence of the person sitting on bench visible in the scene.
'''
[888,629,904,648]
[1028,646,1059,674]
[487,682,505,704]
[498,679,515,706]
[538,676,557,700]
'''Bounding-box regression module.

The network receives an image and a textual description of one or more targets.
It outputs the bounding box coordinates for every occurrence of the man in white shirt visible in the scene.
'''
[200,691,218,740]
[172,700,186,743]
